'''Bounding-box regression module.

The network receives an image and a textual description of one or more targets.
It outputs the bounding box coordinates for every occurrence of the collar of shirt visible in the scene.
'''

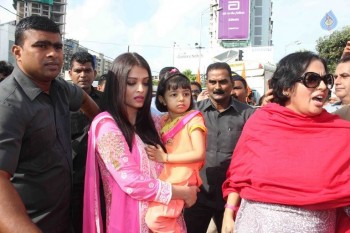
[12,64,63,101]
[199,96,245,113]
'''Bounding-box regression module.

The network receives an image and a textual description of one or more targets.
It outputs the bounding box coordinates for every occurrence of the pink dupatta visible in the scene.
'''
[161,110,201,144]
[83,113,111,233]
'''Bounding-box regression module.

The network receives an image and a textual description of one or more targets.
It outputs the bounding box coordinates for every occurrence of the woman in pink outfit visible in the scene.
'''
[83,53,198,233]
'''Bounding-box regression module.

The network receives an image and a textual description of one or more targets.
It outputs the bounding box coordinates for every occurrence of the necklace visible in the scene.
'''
[160,111,191,142]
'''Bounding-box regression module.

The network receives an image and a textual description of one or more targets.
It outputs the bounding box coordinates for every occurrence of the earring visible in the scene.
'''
[282,91,289,97]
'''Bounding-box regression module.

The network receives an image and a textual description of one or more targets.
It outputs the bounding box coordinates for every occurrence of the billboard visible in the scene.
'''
[218,0,250,40]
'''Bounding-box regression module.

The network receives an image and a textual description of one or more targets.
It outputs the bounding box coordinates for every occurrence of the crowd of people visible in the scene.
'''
[1,15,350,233]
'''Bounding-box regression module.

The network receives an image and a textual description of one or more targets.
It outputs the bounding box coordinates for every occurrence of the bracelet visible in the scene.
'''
[225,203,239,212]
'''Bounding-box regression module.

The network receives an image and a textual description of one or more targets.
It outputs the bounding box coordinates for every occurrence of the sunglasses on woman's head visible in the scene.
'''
[297,72,334,89]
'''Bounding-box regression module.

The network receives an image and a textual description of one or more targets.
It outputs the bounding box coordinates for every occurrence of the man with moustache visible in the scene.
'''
[184,62,255,233]
[0,16,99,232]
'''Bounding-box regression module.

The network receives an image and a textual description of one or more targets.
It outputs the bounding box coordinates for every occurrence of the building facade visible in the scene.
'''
[62,39,113,80]
[173,0,275,99]
[2,2,113,78]
[13,0,67,35]
[0,21,16,65]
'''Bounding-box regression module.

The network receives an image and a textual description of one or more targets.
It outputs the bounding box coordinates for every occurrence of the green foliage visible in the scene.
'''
[316,26,350,73]
[182,69,196,81]
[152,79,159,86]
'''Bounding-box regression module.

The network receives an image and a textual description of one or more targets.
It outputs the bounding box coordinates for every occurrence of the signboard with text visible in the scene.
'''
[218,0,250,40]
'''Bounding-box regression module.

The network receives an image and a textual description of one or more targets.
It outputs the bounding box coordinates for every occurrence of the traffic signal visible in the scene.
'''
[238,50,244,61]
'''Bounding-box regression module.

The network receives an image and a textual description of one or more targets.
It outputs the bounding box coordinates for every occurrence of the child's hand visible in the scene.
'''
[145,144,167,163]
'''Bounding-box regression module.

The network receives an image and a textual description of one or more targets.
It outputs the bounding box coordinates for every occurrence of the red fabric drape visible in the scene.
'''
[223,103,350,210]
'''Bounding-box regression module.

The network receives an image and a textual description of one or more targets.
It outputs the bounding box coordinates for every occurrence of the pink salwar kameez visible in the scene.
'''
[83,112,182,233]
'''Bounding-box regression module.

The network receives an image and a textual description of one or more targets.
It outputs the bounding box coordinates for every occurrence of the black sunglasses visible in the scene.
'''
[297,72,334,89]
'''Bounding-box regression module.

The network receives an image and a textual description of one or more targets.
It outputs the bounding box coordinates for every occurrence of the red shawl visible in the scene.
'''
[223,103,350,210]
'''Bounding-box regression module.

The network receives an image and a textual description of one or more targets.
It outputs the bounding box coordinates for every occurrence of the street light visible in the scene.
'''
[198,5,222,80]
[172,42,176,66]
[284,40,301,55]
[199,4,222,50]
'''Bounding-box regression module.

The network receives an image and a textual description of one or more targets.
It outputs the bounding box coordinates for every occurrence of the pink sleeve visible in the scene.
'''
[96,118,171,204]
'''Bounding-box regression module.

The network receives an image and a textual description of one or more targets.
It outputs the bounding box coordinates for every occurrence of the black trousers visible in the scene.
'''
[71,181,106,233]
[184,201,224,233]
[71,185,83,233]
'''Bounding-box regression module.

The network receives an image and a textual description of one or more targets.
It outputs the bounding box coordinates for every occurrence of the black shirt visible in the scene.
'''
[196,97,255,208]
[0,65,83,232]
[71,87,102,185]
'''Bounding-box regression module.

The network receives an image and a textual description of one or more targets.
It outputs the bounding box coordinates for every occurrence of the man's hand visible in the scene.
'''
[341,41,350,59]
[197,90,209,102]
[261,88,273,106]
[0,171,42,233]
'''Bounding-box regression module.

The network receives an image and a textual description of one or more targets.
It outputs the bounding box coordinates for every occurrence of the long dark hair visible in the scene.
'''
[101,52,164,152]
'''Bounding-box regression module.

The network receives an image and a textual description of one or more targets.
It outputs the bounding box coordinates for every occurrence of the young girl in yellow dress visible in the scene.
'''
[145,69,207,233]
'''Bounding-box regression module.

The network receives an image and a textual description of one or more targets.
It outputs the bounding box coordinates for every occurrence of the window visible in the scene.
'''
[255,7,262,16]
[255,0,262,6]
[53,5,61,11]
[255,17,262,25]
[254,27,262,35]
[254,37,262,45]
[32,8,40,13]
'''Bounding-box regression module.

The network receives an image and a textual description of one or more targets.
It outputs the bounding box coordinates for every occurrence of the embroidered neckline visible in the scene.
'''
[160,112,187,135]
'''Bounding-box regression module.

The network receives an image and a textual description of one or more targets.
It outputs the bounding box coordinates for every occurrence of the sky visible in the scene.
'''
[1,0,350,74]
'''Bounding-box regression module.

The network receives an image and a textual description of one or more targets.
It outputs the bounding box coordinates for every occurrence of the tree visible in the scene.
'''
[182,69,196,81]
[316,26,350,73]
[152,79,159,86]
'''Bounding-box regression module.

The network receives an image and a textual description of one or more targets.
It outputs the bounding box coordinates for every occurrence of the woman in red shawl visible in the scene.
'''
[222,51,350,233]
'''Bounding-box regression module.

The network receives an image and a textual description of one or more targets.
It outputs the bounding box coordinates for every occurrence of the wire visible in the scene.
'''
[0,4,22,19]
[79,40,172,49]
[0,4,171,60]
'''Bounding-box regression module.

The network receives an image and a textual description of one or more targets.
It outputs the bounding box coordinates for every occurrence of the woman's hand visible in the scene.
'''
[171,185,199,207]
[222,208,235,233]
[222,192,241,233]
[183,186,199,208]
[145,144,167,163]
